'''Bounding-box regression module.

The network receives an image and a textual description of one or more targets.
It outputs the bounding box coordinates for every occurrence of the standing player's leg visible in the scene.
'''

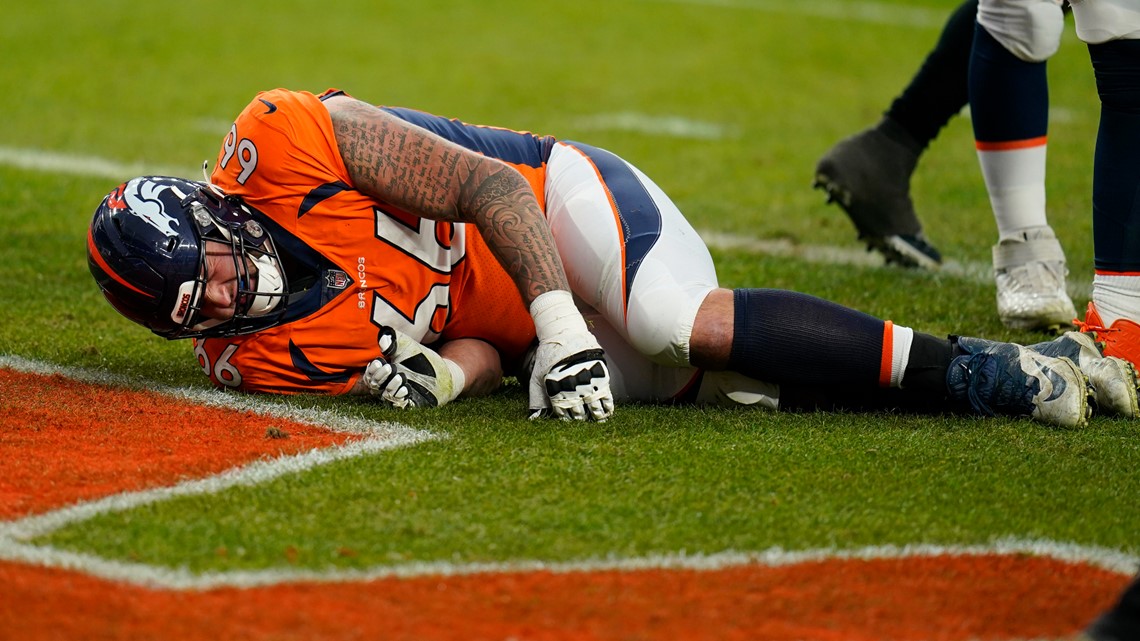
[814,0,979,269]
[971,0,1075,331]
[1070,1,1140,369]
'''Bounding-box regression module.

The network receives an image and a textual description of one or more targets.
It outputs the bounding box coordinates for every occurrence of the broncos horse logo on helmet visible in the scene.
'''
[87,175,289,339]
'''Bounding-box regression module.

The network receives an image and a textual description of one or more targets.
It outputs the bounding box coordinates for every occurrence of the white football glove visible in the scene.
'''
[527,291,615,421]
[363,327,465,409]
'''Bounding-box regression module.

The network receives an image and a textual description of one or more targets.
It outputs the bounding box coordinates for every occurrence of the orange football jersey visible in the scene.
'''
[193,89,545,395]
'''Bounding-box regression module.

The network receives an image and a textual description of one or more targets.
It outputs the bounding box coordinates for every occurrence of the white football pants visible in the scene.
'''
[979,0,1140,48]
[542,141,779,408]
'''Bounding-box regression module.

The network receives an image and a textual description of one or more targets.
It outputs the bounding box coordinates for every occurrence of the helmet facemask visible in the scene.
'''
[170,184,290,338]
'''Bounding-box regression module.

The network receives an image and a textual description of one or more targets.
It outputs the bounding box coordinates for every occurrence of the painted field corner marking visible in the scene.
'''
[0,356,439,583]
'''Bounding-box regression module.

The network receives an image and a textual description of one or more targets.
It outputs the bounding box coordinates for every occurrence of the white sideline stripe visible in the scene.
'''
[0,146,185,181]
[700,232,1095,298]
[701,229,997,282]
[0,538,1134,591]
[629,0,948,29]
[571,112,738,140]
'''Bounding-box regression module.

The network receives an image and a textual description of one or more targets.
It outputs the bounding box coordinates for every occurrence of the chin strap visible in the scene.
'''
[246,252,285,315]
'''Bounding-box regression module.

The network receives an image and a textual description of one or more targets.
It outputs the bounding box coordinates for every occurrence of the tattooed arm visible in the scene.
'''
[323,94,567,304]
[324,95,614,421]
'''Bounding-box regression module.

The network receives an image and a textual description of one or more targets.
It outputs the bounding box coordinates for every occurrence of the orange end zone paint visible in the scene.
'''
[0,554,1128,641]
[0,368,357,520]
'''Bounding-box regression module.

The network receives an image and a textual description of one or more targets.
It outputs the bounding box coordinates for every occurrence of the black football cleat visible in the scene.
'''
[814,118,942,270]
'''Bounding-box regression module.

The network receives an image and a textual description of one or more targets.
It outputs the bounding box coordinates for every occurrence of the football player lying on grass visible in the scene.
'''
[87,89,1140,426]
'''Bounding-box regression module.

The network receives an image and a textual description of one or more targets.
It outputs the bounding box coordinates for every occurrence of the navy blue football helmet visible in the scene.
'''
[87,176,289,339]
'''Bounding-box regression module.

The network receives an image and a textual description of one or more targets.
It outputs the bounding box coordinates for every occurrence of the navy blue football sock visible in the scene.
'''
[727,289,885,387]
[1089,40,1140,272]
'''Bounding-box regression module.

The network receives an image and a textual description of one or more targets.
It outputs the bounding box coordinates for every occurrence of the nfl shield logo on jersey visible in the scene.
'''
[325,269,351,291]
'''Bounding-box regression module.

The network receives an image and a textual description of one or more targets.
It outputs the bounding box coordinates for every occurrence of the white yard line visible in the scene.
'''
[700,230,996,285]
[570,112,738,140]
[1,535,1134,591]
[0,146,186,181]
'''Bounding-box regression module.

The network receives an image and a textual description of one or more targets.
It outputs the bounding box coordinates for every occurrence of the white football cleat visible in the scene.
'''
[992,228,1077,331]
[1028,331,1140,418]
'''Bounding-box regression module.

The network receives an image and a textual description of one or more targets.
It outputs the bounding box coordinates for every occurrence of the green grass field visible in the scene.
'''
[1,0,1136,577]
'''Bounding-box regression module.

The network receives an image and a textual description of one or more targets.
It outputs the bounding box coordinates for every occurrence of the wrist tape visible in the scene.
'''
[530,290,588,342]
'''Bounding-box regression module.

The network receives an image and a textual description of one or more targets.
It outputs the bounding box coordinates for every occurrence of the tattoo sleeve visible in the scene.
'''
[328,97,568,303]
